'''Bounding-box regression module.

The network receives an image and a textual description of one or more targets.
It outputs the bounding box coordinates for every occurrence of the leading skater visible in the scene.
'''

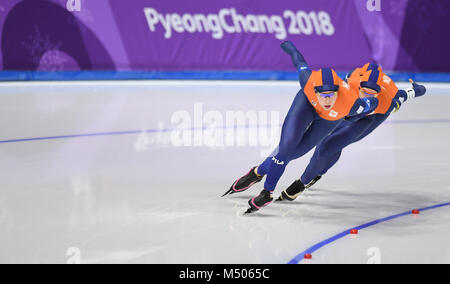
[276,63,427,202]
[223,41,380,214]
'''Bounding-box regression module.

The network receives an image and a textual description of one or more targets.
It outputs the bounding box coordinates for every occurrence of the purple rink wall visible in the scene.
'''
[0,0,450,80]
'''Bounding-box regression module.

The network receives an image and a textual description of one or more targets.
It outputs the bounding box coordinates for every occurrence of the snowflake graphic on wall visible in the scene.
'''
[21,26,67,70]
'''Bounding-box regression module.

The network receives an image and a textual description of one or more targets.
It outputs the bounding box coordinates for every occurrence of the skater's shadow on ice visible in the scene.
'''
[310,187,441,206]
[221,186,442,220]
[243,212,279,218]
[225,195,254,200]
[275,187,446,222]
[223,196,284,218]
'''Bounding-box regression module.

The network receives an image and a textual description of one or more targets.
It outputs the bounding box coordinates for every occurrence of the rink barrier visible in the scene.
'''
[1,71,450,82]
[288,202,450,264]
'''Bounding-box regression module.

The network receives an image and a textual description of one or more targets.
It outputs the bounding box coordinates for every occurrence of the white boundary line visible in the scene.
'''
[0,80,449,89]
[0,80,299,88]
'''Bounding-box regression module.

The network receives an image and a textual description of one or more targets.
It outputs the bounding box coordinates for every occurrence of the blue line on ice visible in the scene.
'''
[288,202,450,264]
[0,119,449,145]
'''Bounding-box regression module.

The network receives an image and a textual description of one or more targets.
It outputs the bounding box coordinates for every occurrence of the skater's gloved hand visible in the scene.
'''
[409,79,426,98]
[344,115,362,122]
[392,97,402,113]
[280,41,298,55]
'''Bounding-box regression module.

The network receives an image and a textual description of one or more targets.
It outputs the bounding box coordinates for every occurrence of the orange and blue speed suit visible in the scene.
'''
[299,63,427,184]
[256,42,380,192]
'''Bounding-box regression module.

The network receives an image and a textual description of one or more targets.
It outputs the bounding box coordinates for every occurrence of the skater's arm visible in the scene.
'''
[280,41,312,87]
[346,97,379,121]
[344,69,356,82]
[280,41,309,71]
[390,79,427,113]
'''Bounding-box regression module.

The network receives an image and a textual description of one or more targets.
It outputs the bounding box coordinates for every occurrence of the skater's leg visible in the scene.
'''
[263,92,316,191]
[319,151,342,176]
[244,92,316,212]
[274,119,340,201]
[299,114,389,186]
[353,113,389,143]
[287,118,341,161]
[226,91,314,197]
[256,147,279,176]
[258,110,340,176]
[277,120,358,202]
[300,147,341,185]
[300,116,377,184]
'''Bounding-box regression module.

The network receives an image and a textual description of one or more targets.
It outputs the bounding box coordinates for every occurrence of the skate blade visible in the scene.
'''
[275,191,290,202]
[221,188,234,197]
[305,176,321,189]
[243,207,257,215]
[275,196,284,202]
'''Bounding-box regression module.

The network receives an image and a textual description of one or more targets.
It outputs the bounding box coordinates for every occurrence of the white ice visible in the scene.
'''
[0,80,449,264]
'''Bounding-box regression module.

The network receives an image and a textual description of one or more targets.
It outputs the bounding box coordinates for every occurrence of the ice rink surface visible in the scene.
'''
[0,80,449,264]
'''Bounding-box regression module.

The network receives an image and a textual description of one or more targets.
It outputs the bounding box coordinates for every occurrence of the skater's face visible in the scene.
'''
[316,91,337,110]
[359,87,378,98]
